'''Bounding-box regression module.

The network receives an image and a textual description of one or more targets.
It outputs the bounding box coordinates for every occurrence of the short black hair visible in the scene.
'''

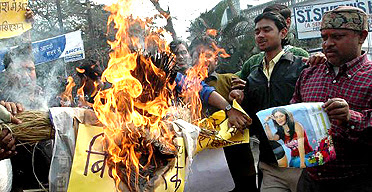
[189,35,217,55]
[263,4,291,19]
[76,59,102,81]
[254,12,289,47]
[169,40,188,54]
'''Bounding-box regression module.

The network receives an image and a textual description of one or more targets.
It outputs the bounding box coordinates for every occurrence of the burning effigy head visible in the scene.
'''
[91,0,181,191]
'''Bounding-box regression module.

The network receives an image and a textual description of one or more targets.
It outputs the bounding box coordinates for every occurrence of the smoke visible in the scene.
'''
[0,35,67,111]
[35,59,67,110]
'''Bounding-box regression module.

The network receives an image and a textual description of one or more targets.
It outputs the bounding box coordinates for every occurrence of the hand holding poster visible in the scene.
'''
[0,0,32,39]
[256,102,336,168]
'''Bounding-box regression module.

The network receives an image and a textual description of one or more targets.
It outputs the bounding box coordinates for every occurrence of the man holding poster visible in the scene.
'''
[291,6,372,191]
[229,11,307,192]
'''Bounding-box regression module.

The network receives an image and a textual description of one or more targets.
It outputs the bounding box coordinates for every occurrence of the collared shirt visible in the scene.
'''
[205,71,219,83]
[262,50,285,79]
[291,53,372,181]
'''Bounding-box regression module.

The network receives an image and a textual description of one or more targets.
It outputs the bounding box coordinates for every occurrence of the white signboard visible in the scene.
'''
[294,0,372,39]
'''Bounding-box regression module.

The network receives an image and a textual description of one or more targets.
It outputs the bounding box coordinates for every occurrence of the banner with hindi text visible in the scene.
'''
[0,0,32,39]
[67,124,186,192]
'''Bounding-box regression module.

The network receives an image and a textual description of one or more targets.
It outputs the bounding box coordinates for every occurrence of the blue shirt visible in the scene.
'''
[175,72,215,105]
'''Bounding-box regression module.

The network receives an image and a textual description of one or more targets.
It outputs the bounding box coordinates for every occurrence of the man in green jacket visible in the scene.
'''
[236,4,309,81]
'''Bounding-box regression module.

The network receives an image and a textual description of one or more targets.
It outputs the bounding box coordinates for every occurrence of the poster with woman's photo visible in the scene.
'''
[256,102,336,168]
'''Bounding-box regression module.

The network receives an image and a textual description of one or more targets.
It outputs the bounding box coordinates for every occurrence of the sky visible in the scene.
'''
[91,0,271,40]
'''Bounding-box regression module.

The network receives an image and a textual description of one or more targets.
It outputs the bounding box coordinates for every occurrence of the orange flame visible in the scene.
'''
[182,29,230,121]
[181,53,209,122]
[206,29,218,37]
[76,67,85,74]
[76,80,94,108]
[93,1,176,191]
[59,76,76,107]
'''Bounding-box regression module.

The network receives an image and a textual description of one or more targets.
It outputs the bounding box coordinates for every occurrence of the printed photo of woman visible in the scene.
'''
[264,108,314,168]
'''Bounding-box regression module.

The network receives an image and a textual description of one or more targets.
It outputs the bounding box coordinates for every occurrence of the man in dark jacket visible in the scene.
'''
[230,11,307,191]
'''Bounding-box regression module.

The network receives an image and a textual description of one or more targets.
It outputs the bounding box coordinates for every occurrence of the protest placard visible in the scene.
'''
[67,124,186,192]
[0,0,32,39]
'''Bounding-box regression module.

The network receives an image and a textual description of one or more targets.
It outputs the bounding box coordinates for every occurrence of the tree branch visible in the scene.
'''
[149,0,177,40]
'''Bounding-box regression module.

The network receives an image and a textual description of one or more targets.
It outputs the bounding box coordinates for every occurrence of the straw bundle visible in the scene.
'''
[1,111,54,145]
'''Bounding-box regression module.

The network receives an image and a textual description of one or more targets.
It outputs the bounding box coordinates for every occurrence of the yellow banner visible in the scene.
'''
[67,124,116,192]
[68,124,186,192]
[0,0,32,39]
[196,100,250,153]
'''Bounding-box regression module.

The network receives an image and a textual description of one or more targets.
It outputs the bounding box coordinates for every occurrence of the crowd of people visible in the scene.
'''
[1,3,371,192]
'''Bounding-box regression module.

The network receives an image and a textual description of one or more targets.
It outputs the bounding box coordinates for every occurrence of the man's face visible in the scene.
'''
[254,18,286,52]
[173,44,191,74]
[191,47,217,75]
[8,59,36,88]
[321,29,363,66]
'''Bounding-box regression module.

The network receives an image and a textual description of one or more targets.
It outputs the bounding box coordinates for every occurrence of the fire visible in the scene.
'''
[59,69,99,108]
[206,29,218,37]
[92,0,177,191]
[76,67,85,74]
[59,76,76,107]
[76,81,93,108]
[182,29,230,122]
[58,0,231,190]
[182,54,208,122]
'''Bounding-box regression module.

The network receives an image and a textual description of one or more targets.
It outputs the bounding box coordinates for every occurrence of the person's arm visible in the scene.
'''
[289,47,309,58]
[175,72,215,106]
[175,73,250,129]
[322,98,372,147]
[295,122,306,168]
[235,53,262,80]
[263,115,279,141]
[236,59,250,79]
[207,91,250,129]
